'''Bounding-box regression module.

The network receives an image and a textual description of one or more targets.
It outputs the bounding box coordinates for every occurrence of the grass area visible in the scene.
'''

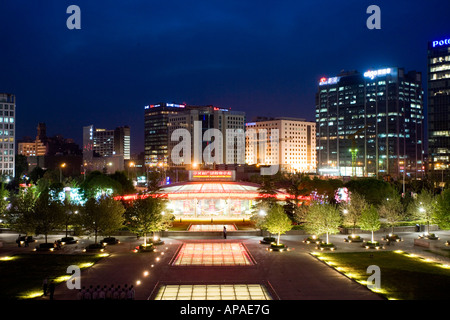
[313,251,450,300]
[169,219,256,231]
[0,254,104,299]
[425,247,450,259]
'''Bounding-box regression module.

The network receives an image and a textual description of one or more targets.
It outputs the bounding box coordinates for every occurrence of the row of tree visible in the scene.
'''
[252,174,450,246]
[1,181,173,246]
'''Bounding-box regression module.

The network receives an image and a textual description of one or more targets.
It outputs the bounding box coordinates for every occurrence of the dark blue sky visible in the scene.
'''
[1,0,449,153]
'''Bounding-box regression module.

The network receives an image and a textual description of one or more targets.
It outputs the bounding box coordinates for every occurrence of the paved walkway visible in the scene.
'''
[1,229,449,300]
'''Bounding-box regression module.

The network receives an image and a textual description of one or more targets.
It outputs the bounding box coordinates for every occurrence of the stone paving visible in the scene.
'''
[1,229,449,300]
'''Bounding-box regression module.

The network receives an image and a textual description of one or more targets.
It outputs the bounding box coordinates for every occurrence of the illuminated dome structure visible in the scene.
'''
[117,170,309,219]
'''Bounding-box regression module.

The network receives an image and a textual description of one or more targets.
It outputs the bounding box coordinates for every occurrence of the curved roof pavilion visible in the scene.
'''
[118,181,309,202]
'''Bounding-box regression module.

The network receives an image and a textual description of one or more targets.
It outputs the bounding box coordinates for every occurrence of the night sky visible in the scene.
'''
[1,0,449,154]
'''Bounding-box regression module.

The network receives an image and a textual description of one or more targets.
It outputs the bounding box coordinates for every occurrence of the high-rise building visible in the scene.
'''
[316,67,424,179]
[0,93,15,179]
[82,125,130,159]
[168,106,246,167]
[114,126,131,160]
[245,117,316,173]
[428,37,450,178]
[145,103,246,168]
[82,124,130,174]
[144,103,187,166]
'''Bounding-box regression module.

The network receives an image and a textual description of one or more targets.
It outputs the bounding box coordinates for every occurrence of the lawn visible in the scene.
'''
[315,251,450,300]
[0,254,104,299]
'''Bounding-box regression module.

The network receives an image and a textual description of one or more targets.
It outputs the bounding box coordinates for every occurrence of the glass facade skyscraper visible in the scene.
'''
[428,37,450,177]
[145,103,245,168]
[316,67,424,179]
[0,93,15,179]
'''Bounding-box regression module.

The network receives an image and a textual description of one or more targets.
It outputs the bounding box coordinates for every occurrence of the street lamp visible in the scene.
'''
[129,162,135,180]
[60,163,66,183]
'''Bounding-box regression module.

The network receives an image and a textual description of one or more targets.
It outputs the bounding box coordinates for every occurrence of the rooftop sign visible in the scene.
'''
[364,68,392,80]
[431,38,450,48]
[319,77,340,86]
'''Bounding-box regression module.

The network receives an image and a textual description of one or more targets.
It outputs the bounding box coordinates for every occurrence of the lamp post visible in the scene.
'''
[419,207,429,235]
[60,163,66,183]
[129,161,135,181]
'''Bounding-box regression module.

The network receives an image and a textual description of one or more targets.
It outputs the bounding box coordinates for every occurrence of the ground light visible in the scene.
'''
[310,252,392,299]
[0,256,15,261]
[78,262,94,268]
[18,291,43,299]
[312,250,450,300]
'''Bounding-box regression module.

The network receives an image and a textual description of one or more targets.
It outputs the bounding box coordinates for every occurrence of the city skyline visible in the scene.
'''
[0,1,449,154]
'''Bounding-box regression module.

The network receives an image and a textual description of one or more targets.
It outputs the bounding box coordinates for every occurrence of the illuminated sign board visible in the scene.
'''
[145,103,185,109]
[431,38,450,48]
[189,170,235,181]
[364,68,392,80]
[319,77,340,86]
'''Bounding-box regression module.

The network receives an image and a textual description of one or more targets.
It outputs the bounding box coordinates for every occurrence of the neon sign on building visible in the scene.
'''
[431,38,450,48]
[319,77,340,86]
[189,170,235,181]
[364,68,392,80]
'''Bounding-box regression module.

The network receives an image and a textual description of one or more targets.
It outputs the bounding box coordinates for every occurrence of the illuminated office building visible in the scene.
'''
[0,93,15,178]
[245,117,316,173]
[145,103,245,168]
[82,125,130,173]
[168,106,245,167]
[316,67,424,178]
[428,37,450,177]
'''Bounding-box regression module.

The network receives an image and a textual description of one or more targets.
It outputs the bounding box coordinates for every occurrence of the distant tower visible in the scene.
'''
[36,123,47,141]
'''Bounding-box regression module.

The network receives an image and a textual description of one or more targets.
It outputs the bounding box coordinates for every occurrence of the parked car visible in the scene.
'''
[101,237,120,245]
[16,236,37,247]
[58,237,78,245]
[83,243,106,253]
[34,243,56,252]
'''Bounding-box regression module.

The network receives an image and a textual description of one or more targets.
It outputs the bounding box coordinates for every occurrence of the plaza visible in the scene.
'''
[1,226,449,301]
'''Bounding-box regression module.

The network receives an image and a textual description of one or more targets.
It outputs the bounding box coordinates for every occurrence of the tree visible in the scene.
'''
[345,178,396,206]
[0,183,10,226]
[257,176,278,209]
[33,188,65,243]
[304,202,342,244]
[407,189,436,233]
[80,171,123,199]
[378,193,405,234]
[433,188,450,230]
[261,204,292,246]
[110,171,136,195]
[125,195,173,246]
[340,192,367,234]
[7,186,40,236]
[28,167,46,184]
[283,173,311,222]
[147,170,163,193]
[306,178,344,204]
[359,205,381,243]
[79,195,125,243]
[61,198,81,238]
